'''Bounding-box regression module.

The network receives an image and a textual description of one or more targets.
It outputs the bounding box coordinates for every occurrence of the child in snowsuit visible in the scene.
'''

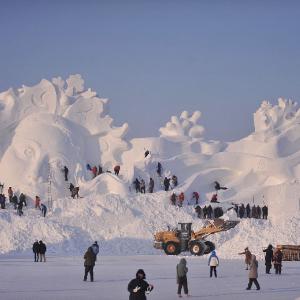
[176,258,189,297]
[208,250,219,278]
[246,255,260,290]
[128,269,153,300]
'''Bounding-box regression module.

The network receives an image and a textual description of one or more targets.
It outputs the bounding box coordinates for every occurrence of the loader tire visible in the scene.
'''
[164,241,180,255]
[189,240,206,256]
[204,241,215,254]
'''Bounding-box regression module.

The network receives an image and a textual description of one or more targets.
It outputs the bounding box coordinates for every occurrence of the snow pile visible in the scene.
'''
[0,75,300,258]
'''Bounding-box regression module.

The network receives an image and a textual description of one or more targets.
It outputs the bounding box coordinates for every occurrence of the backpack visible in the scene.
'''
[210,256,219,266]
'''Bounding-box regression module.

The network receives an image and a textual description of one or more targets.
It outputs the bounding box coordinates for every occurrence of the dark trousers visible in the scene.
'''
[274,264,282,274]
[266,264,272,274]
[177,276,188,295]
[84,265,94,281]
[34,252,39,262]
[64,173,68,181]
[210,266,217,277]
[247,278,260,289]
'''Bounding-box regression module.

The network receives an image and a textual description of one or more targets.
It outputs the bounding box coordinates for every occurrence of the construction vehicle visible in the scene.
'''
[153,219,239,256]
[276,245,300,261]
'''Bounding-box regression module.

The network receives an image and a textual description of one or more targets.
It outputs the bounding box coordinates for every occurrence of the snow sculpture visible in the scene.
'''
[159,110,205,139]
[254,98,299,134]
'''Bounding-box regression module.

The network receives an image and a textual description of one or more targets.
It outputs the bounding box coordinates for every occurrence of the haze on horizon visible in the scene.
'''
[1,0,300,141]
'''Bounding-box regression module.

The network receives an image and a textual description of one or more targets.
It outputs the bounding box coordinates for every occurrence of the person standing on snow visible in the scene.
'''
[262,205,268,219]
[63,166,69,181]
[192,192,199,205]
[32,240,40,262]
[176,258,189,298]
[238,247,252,270]
[246,255,260,291]
[273,247,283,275]
[178,192,184,207]
[134,178,141,193]
[128,269,153,300]
[39,240,47,262]
[208,250,219,278]
[19,193,27,207]
[148,178,154,193]
[263,244,273,274]
[35,196,41,209]
[83,247,96,282]
[246,204,251,218]
[7,187,13,203]
[163,177,170,191]
[41,203,47,217]
[114,165,120,176]
[140,179,146,194]
[17,201,24,216]
[156,162,162,177]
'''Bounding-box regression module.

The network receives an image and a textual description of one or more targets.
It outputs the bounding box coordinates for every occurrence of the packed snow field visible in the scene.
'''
[0,255,300,300]
[0,74,299,260]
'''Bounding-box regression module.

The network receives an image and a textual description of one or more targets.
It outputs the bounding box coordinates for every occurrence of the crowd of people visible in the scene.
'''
[234,203,268,219]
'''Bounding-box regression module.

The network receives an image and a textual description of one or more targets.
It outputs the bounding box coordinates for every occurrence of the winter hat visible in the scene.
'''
[136,269,146,279]
[211,250,216,256]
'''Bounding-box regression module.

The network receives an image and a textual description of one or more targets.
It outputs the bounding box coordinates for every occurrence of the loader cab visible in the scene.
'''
[178,223,192,251]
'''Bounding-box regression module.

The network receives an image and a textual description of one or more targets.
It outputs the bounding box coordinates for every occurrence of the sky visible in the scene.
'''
[1,0,300,141]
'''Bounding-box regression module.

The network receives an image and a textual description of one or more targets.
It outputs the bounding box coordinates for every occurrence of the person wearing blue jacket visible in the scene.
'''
[208,250,219,278]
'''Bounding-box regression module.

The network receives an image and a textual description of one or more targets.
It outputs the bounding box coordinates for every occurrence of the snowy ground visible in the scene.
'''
[0,255,299,300]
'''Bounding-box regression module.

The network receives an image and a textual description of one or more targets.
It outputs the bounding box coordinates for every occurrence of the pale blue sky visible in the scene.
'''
[1,0,300,140]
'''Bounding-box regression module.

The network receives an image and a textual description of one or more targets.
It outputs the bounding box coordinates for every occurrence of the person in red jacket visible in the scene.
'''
[192,192,200,204]
[92,166,97,178]
[114,165,120,176]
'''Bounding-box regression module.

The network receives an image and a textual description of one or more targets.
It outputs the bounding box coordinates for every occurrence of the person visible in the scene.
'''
[69,183,75,195]
[262,205,268,219]
[251,205,257,218]
[178,192,184,207]
[202,206,208,219]
[7,187,13,203]
[176,258,189,297]
[144,150,150,158]
[214,206,223,218]
[207,205,213,219]
[238,247,252,270]
[63,166,69,181]
[163,177,170,191]
[0,194,6,209]
[208,250,219,278]
[246,204,251,218]
[86,163,92,171]
[263,244,273,274]
[214,181,228,191]
[91,241,99,256]
[257,205,261,219]
[148,178,154,193]
[17,201,23,216]
[114,165,120,176]
[32,240,40,262]
[19,193,27,207]
[273,248,283,275]
[71,187,80,199]
[39,240,47,262]
[239,204,245,218]
[157,162,162,177]
[192,192,199,205]
[171,175,178,188]
[211,193,218,203]
[35,196,41,209]
[0,182,4,194]
[41,203,47,217]
[92,166,98,178]
[134,178,141,193]
[128,269,153,300]
[140,179,146,194]
[195,205,202,218]
[12,195,18,209]
[170,193,176,205]
[246,255,260,291]
[98,165,103,175]
[83,247,96,282]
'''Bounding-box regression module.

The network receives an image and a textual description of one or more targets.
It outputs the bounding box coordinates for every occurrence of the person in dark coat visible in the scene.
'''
[170,193,176,205]
[263,244,273,274]
[41,203,47,217]
[251,205,257,218]
[195,205,202,218]
[171,175,178,187]
[262,205,268,219]
[0,194,6,209]
[134,179,140,193]
[39,241,47,262]
[83,247,96,282]
[156,162,162,177]
[239,204,245,218]
[273,248,283,275]
[91,241,99,256]
[207,205,213,219]
[246,204,251,218]
[163,177,170,191]
[192,192,199,204]
[128,269,153,300]
[69,183,75,195]
[12,195,18,209]
[114,165,120,176]
[176,258,189,297]
[98,165,103,175]
[32,240,40,262]
[7,187,13,203]
[140,179,146,194]
[19,193,27,207]
[17,201,23,216]
[148,178,154,193]
[71,187,80,199]
[144,150,150,158]
[63,166,69,181]
[257,205,261,219]
[202,206,208,219]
